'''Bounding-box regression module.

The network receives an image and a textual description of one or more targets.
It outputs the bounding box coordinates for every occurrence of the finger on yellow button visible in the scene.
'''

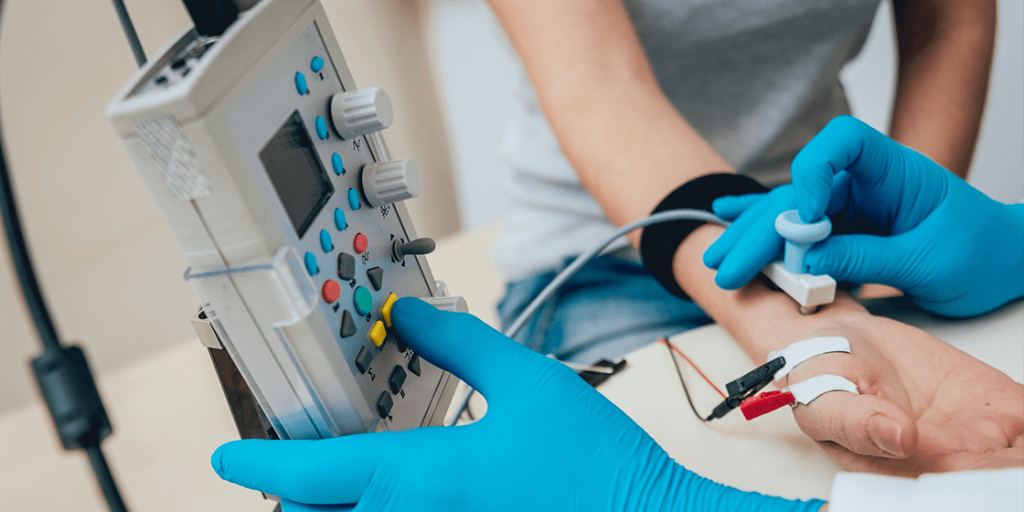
[381,293,398,327]
[369,320,386,347]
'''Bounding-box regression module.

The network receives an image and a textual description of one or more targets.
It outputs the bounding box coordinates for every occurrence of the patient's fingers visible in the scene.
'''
[792,384,918,460]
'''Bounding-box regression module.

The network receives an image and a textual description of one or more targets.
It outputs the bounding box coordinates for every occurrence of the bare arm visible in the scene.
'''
[486,0,731,245]
[889,0,996,178]
[674,224,871,361]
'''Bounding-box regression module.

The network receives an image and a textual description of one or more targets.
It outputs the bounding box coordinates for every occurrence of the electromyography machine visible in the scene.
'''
[107,0,463,445]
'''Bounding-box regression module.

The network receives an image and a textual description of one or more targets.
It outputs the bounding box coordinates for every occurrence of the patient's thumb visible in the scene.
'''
[791,387,917,459]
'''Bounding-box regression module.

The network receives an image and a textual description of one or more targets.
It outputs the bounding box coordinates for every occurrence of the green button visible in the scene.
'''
[353,286,373,316]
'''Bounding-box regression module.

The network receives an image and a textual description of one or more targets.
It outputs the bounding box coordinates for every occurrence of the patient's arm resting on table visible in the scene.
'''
[675,224,1024,477]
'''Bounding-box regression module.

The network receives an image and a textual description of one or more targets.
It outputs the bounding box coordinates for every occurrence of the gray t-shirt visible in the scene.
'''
[494,0,882,281]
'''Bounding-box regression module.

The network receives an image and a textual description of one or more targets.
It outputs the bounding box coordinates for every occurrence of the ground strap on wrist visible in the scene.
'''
[769,336,851,381]
[640,173,768,299]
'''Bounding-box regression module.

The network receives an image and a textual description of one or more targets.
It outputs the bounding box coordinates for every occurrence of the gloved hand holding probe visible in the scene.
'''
[212,298,824,512]
[706,116,1024,318]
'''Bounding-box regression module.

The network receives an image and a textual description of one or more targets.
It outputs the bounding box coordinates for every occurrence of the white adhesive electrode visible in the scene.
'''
[786,374,859,405]
[769,336,851,380]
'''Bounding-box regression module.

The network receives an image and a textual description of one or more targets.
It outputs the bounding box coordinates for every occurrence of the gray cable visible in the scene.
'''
[111,0,147,67]
[444,209,729,426]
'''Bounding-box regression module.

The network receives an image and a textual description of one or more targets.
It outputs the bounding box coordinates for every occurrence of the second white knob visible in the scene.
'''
[361,159,422,206]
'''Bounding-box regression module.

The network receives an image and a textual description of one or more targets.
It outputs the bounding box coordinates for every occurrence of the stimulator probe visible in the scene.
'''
[107,0,464,462]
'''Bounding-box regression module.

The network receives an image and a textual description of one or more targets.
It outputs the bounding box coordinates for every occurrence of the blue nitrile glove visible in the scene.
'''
[702,179,852,289]
[706,116,1024,317]
[212,298,825,512]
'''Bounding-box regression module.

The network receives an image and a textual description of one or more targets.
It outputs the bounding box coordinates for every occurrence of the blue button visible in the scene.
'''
[315,117,328,140]
[320,229,333,253]
[294,72,308,95]
[348,188,360,210]
[334,208,347,231]
[311,56,325,73]
[304,252,319,276]
[331,153,344,175]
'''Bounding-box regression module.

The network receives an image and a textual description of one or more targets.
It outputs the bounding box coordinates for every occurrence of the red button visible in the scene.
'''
[353,233,369,254]
[321,280,341,303]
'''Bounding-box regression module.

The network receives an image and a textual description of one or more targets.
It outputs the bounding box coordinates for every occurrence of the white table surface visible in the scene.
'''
[2,222,1020,511]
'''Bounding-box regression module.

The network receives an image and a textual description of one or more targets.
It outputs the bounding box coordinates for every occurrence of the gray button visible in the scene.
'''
[337,253,356,280]
[407,353,421,376]
[354,346,373,374]
[339,310,357,338]
[376,391,393,418]
[366,266,384,291]
[388,365,407,395]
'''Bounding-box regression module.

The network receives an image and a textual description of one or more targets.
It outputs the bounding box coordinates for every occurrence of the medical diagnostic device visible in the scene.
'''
[107,0,461,445]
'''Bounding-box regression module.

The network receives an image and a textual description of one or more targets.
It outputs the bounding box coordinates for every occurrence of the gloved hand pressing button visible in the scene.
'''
[211,298,824,512]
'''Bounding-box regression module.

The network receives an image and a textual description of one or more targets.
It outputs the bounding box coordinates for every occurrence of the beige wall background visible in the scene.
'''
[0,0,457,413]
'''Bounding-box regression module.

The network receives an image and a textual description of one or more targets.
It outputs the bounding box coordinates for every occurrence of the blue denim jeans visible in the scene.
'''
[497,252,712,363]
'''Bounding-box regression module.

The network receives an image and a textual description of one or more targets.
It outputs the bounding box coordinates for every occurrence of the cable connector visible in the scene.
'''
[31,345,112,450]
[706,356,785,420]
[740,390,796,420]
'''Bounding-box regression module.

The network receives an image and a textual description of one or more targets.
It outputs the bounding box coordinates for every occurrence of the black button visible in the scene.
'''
[171,58,187,69]
[366,266,384,291]
[340,310,357,338]
[354,346,373,374]
[388,365,407,394]
[337,253,356,280]
[376,391,393,418]
[155,75,168,85]
[408,353,421,376]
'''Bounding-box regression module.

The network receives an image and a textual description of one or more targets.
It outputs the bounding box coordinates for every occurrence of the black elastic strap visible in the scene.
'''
[640,173,768,299]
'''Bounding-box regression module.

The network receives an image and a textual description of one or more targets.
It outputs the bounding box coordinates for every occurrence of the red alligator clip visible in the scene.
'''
[740,390,796,420]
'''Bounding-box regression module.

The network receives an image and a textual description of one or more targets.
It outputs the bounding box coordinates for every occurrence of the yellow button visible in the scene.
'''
[381,293,398,327]
[369,320,387,347]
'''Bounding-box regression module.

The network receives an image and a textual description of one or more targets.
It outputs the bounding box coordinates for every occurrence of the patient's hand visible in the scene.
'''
[675,224,1022,477]
[785,310,1024,476]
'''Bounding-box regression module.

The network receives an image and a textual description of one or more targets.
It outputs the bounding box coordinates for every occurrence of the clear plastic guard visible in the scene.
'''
[266,246,317,327]
[184,246,317,326]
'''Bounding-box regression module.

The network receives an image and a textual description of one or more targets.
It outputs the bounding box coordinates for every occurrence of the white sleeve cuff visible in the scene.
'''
[829,468,1023,512]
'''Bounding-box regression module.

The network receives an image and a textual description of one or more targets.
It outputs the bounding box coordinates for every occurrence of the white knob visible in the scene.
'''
[329,87,394,139]
[422,296,469,314]
[361,159,421,206]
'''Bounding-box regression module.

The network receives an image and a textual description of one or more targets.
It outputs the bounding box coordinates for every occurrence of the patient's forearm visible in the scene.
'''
[672,224,871,362]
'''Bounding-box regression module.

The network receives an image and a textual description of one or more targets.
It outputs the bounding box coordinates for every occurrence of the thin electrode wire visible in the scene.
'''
[664,339,712,422]
[660,339,727,399]
[445,209,730,426]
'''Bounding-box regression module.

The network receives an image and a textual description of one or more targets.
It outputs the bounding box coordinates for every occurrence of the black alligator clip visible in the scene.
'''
[706,356,785,421]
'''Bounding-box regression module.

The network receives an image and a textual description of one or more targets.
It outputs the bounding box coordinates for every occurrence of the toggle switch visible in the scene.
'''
[392,237,435,261]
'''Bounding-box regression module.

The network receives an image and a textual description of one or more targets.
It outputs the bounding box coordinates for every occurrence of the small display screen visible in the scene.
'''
[259,111,334,237]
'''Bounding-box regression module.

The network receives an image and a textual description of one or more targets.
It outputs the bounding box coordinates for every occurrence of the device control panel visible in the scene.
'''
[107,0,459,441]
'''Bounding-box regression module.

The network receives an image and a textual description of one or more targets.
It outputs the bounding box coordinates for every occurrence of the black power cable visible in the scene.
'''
[0,1,149,510]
